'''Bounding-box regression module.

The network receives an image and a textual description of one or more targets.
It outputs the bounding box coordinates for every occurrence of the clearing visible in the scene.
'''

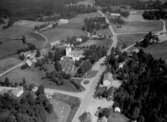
[117,33,146,48]
[42,27,87,42]
[52,93,80,122]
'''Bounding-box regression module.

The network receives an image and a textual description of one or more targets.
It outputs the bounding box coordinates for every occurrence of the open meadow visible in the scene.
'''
[42,27,87,42]
[43,12,101,42]
[79,38,112,49]
[112,21,162,34]
[0,57,21,74]
[117,33,146,48]
[0,24,46,59]
[0,66,84,92]
[52,93,80,122]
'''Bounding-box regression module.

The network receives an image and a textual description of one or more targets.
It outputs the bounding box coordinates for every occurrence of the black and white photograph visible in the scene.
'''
[0,0,167,122]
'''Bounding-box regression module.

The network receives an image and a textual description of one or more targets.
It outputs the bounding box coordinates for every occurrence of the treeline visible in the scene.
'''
[0,85,55,122]
[82,17,108,33]
[96,0,167,10]
[142,1,167,20]
[76,46,107,77]
[95,0,147,9]
[0,0,96,27]
[106,48,167,122]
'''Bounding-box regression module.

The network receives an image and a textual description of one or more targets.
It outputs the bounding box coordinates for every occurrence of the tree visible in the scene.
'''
[79,112,92,122]
[36,85,45,96]
[4,77,10,86]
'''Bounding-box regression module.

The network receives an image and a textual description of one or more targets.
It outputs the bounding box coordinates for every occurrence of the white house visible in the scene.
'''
[114,107,121,113]
[65,44,84,61]
[58,19,69,25]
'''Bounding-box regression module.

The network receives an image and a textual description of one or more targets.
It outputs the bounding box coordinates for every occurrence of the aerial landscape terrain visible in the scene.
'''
[0,0,167,122]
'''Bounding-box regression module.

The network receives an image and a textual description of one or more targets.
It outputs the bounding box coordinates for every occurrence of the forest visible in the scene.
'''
[0,85,54,122]
[0,0,95,27]
[106,48,167,122]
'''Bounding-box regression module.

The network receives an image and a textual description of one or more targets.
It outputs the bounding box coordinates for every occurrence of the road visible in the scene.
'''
[72,10,119,122]
[97,10,118,55]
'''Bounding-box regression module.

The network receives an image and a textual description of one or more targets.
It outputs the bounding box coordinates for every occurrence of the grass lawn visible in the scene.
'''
[84,70,98,78]
[79,38,112,49]
[42,27,87,42]
[144,41,167,62]
[49,98,71,122]
[0,58,21,74]
[52,93,80,122]
[112,21,162,34]
[0,25,44,58]
[117,33,146,48]
[1,67,84,92]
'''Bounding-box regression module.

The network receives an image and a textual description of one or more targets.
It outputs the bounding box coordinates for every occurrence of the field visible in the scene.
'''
[42,27,87,42]
[117,33,146,48]
[52,93,80,122]
[0,58,21,74]
[144,41,167,62]
[0,24,45,59]
[0,66,84,92]
[96,29,113,37]
[123,11,145,22]
[112,21,162,34]
[79,38,112,49]
[43,12,100,42]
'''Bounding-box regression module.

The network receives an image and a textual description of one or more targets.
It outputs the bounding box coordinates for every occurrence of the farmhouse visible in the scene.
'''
[110,13,121,19]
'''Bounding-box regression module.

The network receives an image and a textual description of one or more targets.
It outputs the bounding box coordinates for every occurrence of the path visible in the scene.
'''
[0,62,25,77]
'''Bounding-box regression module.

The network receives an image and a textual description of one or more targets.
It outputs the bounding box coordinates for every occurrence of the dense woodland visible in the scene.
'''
[96,0,167,10]
[0,0,95,27]
[0,85,54,122]
[106,48,167,122]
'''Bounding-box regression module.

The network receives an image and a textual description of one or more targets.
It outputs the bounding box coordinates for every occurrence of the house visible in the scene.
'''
[58,19,69,25]
[25,59,33,67]
[101,73,113,89]
[110,13,121,19]
[50,40,61,48]
[76,37,83,42]
[65,44,84,61]
[114,107,121,113]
